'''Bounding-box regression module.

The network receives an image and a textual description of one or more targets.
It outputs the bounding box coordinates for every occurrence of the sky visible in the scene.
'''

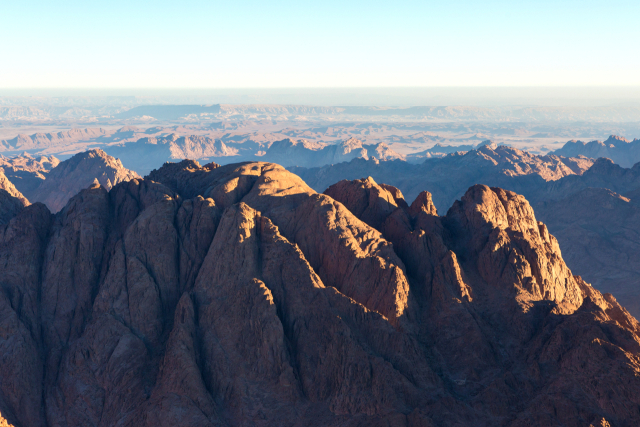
[1,0,639,88]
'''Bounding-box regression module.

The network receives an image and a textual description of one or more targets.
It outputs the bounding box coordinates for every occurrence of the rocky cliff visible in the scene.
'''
[0,160,639,426]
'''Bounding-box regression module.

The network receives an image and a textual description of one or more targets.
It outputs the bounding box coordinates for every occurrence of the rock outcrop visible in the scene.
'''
[28,149,140,212]
[0,413,14,427]
[0,161,639,426]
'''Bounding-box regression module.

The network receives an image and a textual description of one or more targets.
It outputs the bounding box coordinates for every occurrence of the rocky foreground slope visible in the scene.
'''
[0,160,639,426]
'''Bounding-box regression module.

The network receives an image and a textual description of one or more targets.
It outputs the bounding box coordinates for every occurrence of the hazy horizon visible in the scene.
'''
[3,87,640,107]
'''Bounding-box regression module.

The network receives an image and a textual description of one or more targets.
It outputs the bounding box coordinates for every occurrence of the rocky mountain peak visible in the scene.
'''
[341,137,364,150]
[27,148,140,212]
[477,139,498,149]
[409,190,438,217]
[0,159,639,426]
[584,157,623,176]
[604,135,630,145]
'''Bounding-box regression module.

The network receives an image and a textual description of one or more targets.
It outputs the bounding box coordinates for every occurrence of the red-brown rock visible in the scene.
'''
[0,161,638,427]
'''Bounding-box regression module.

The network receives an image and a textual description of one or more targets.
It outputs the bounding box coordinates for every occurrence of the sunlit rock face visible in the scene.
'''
[0,160,639,427]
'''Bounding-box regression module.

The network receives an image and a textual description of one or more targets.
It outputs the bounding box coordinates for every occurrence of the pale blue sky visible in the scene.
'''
[1,0,639,88]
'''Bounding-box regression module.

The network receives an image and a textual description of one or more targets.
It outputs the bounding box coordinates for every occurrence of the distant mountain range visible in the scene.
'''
[2,124,639,174]
[0,128,109,151]
[5,102,640,123]
[553,135,640,168]
[292,143,595,207]
[115,105,222,120]
[0,153,59,195]
[257,137,405,167]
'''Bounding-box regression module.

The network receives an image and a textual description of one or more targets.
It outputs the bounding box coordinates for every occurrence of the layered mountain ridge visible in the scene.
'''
[0,153,60,196]
[0,160,639,426]
[293,143,595,208]
[259,137,405,167]
[553,135,640,168]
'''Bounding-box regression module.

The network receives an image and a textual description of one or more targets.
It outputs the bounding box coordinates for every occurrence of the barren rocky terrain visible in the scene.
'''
[0,158,639,426]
